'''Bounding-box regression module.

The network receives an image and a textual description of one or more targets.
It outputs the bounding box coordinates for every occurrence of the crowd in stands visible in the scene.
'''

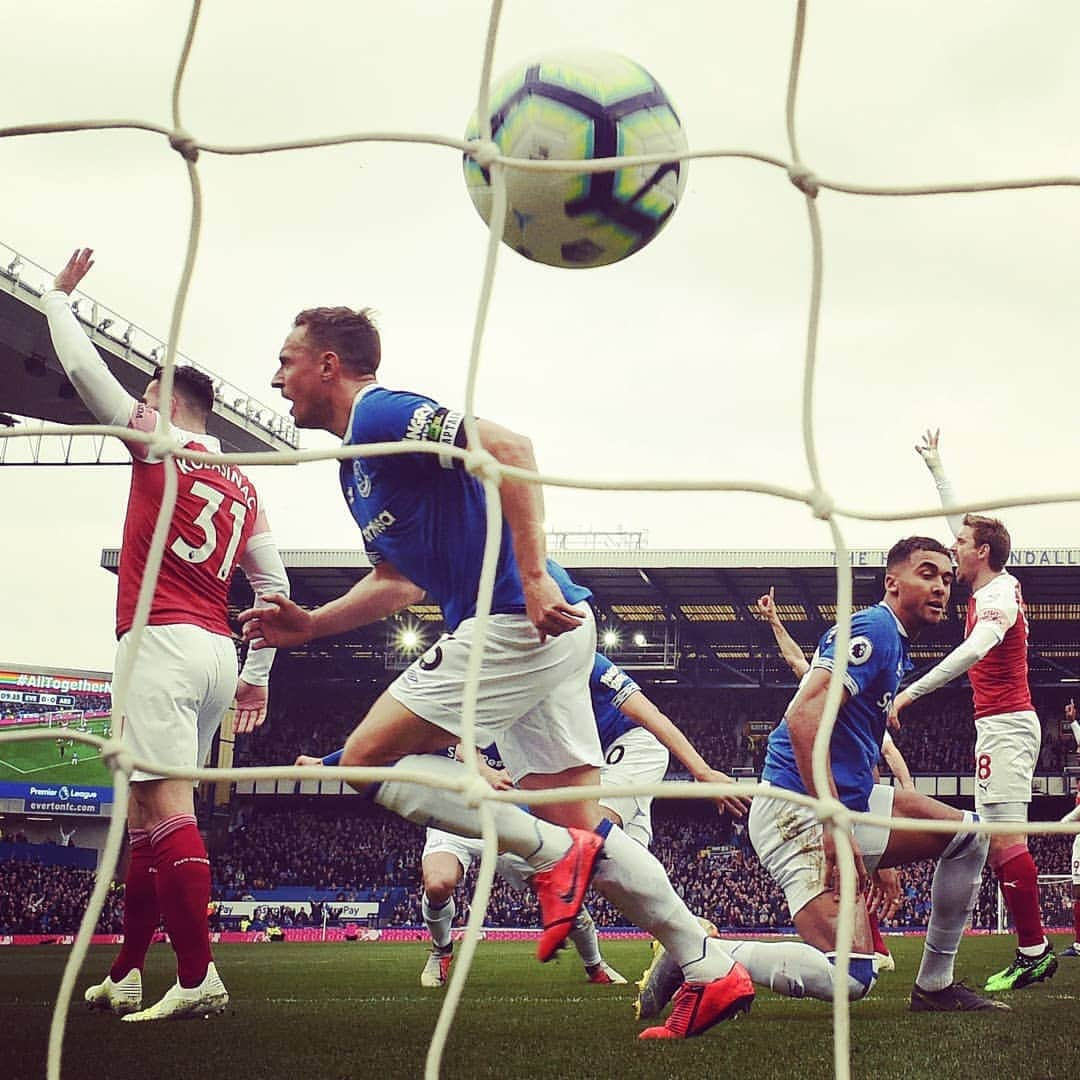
[1,803,1076,935]
[0,860,123,934]
[215,806,422,894]
[231,683,1074,779]
[2,681,1075,936]
[206,801,1078,934]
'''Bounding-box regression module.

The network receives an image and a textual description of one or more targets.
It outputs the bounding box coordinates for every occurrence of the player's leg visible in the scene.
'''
[866,907,893,972]
[119,627,235,1021]
[735,791,878,1003]
[869,787,1003,1010]
[363,622,608,959]
[84,796,152,1015]
[1062,837,1080,958]
[596,727,668,849]
[419,833,470,987]
[975,713,1056,989]
[504,684,751,1038]
[345,694,585,876]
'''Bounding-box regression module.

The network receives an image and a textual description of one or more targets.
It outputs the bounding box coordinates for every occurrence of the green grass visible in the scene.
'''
[3,936,1078,1080]
[0,719,114,788]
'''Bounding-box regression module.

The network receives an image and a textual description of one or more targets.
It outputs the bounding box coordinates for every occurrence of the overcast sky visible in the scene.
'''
[3,1,1079,673]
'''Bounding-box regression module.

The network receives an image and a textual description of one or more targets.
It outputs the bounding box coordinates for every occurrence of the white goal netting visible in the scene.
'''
[2,2,1080,1078]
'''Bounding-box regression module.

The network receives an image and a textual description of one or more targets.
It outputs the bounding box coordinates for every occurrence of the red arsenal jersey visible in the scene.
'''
[964,570,1033,719]
[116,408,259,638]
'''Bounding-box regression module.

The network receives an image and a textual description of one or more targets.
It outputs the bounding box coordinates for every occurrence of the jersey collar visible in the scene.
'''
[343,381,380,441]
[877,600,908,638]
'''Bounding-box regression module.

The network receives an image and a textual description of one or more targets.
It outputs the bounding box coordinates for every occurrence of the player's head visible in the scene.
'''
[883,536,953,635]
[274,307,380,431]
[145,364,215,427]
[953,513,1010,581]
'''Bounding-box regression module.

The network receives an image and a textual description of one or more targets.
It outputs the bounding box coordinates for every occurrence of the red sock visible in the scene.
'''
[867,910,889,956]
[109,830,158,980]
[1073,899,1080,942]
[151,815,213,988]
[995,849,1045,949]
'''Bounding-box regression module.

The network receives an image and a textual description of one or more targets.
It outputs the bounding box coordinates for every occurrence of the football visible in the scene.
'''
[463,49,688,269]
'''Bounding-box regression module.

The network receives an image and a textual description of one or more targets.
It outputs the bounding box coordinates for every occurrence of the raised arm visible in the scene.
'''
[240,558,424,649]
[915,428,964,538]
[41,249,137,428]
[756,587,810,679]
[474,417,584,640]
[617,691,749,817]
[880,731,915,791]
[1067,699,1080,750]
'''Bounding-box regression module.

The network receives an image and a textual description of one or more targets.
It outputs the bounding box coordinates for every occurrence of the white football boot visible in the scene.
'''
[121,961,228,1022]
[84,969,142,1016]
[420,946,453,988]
[586,960,628,985]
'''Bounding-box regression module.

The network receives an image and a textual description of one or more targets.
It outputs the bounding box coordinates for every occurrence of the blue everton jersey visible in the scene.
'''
[339,385,589,631]
[762,602,912,812]
[591,653,641,752]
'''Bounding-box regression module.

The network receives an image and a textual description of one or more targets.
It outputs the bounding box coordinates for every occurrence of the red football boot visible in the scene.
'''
[532,828,604,962]
[638,962,755,1040]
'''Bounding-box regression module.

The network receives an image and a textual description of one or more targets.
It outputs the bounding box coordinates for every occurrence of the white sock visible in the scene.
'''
[916,813,989,992]
[728,939,841,1000]
[1018,939,1049,958]
[423,893,455,950]
[567,907,602,969]
[591,823,734,980]
[374,754,571,869]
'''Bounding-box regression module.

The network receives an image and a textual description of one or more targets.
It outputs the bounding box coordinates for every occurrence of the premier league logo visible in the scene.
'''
[848,636,873,665]
[59,785,70,801]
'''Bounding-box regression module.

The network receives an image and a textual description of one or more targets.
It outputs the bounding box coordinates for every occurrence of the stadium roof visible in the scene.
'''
[0,243,297,456]
[102,546,1080,688]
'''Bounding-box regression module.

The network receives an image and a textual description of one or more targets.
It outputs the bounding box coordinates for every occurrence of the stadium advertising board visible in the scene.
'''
[0,665,114,812]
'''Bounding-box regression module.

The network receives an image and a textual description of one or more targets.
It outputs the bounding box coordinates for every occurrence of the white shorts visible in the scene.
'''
[388,608,602,783]
[422,827,532,893]
[973,711,1041,812]
[1072,834,1080,886]
[598,727,670,847]
[115,624,238,783]
[748,784,894,918]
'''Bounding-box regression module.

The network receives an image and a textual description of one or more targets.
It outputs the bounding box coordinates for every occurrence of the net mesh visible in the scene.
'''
[2,2,1080,1077]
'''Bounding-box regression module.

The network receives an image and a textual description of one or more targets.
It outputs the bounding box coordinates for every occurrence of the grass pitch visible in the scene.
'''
[3,936,1078,1080]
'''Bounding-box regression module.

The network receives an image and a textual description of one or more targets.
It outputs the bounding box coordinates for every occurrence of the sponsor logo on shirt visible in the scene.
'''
[361,509,396,544]
[404,404,436,442]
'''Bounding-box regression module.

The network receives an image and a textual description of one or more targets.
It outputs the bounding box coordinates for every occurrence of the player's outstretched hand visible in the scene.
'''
[886,690,910,733]
[914,428,942,473]
[53,248,94,295]
[697,767,751,817]
[522,572,586,642]
[294,754,324,767]
[240,594,314,649]
[865,868,901,921]
[755,586,780,626]
[1066,699,1076,724]
[233,679,268,734]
